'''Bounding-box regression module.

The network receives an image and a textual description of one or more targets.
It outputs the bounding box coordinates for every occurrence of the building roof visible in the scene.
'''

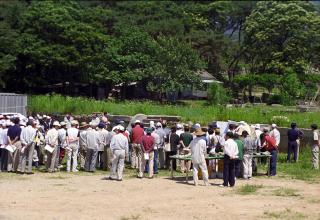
[196,70,222,84]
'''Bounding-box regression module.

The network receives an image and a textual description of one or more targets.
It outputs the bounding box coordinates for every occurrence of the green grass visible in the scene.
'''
[28,94,320,128]
[276,150,320,182]
[235,184,263,195]
[273,187,300,197]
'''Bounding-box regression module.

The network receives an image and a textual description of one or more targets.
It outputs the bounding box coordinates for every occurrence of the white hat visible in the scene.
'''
[194,123,201,129]
[28,116,34,120]
[135,120,141,124]
[71,120,78,125]
[47,116,51,119]
[60,121,66,126]
[156,122,162,127]
[240,121,245,125]
[20,121,26,127]
[118,125,125,131]
[43,115,47,118]
[177,123,183,129]
[53,121,60,127]
[0,120,4,125]
[112,125,120,131]
[255,124,260,129]
[271,123,277,128]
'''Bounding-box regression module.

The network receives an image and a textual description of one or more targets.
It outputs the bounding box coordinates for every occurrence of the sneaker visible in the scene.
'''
[72,169,79,172]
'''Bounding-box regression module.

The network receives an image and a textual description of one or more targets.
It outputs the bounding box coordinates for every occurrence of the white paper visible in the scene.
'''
[45,144,54,153]
[20,146,26,154]
[6,145,16,153]
[144,153,149,160]
[0,145,6,149]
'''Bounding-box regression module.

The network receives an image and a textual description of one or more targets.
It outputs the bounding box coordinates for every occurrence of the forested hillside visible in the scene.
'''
[0,1,319,103]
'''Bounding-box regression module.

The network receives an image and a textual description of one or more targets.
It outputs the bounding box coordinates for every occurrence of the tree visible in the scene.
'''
[243,1,320,75]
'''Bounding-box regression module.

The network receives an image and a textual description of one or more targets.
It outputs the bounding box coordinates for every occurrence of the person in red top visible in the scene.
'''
[131,120,145,169]
[139,127,155,178]
[261,133,277,176]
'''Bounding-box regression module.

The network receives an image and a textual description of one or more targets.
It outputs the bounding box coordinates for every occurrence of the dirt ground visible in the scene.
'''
[0,171,319,220]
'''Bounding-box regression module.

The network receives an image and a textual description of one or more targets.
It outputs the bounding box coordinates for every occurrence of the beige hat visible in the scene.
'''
[194,128,205,136]
[80,122,89,128]
[53,121,60,127]
[71,120,79,125]
[60,121,66,126]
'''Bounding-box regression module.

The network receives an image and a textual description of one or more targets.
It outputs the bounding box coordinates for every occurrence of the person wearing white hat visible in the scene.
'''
[109,125,129,181]
[64,113,74,129]
[0,121,8,171]
[20,120,37,174]
[269,124,280,147]
[66,120,80,172]
[176,124,184,137]
[85,123,100,172]
[45,121,60,172]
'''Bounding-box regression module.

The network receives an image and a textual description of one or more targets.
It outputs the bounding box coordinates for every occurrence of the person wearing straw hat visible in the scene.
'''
[189,127,210,186]
[78,122,89,170]
[85,122,100,172]
[66,120,80,172]
[45,121,60,172]
[109,125,129,181]
[56,121,67,170]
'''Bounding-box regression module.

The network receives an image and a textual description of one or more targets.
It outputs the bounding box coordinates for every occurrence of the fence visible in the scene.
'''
[0,93,27,115]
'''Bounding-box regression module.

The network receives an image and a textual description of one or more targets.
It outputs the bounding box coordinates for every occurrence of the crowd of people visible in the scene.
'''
[0,113,318,187]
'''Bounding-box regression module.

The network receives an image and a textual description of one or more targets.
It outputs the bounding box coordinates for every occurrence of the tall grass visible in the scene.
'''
[28,94,320,128]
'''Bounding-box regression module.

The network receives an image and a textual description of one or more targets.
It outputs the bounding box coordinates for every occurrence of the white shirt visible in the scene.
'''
[176,129,184,137]
[20,125,36,146]
[151,132,161,149]
[67,127,79,146]
[98,128,109,151]
[58,128,67,146]
[270,128,280,146]
[313,130,319,147]
[79,130,87,147]
[110,133,129,155]
[223,138,239,158]
[255,129,263,149]
[190,137,207,164]
[86,128,100,150]
[46,128,59,146]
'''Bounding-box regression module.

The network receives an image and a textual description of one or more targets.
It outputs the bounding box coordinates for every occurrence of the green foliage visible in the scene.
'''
[235,184,263,195]
[207,83,230,105]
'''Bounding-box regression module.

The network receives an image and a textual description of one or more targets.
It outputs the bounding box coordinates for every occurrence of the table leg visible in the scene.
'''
[186,166,188,183]
[171,158,173,180]
[267,156,271,177]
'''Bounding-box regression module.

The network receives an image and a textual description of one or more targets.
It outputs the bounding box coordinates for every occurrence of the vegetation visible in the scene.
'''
[235,184,263,195]
[272,188,300,197]
[1,1,320,104]
[29,95,320,128]
[263,209,306,220]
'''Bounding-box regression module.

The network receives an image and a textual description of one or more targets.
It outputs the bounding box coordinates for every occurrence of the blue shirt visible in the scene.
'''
[7,125,22,141]
[287,128,299,142]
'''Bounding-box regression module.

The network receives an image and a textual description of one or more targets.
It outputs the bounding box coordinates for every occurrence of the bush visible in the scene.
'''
[207,83,230,105]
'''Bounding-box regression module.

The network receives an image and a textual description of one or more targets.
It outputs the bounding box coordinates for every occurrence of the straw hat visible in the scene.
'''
[80,122,89,128]
[194,128,205,136]
[53,121,60,127]
[60,121,66,126]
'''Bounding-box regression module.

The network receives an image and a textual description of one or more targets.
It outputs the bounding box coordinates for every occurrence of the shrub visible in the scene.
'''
[207,83,230,105]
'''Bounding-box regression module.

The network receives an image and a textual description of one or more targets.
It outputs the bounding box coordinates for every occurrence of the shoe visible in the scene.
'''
[72,169,79,172]
[137,176,143,179]
[26,172,34,175]
[117,179,123,181]
[148,176,154,179]
[109,177,116,180]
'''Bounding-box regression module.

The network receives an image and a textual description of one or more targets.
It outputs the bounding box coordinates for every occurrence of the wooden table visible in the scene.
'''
[169,154,272,182]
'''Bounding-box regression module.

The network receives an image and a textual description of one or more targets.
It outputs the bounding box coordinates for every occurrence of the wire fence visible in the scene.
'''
[0,93,27,115]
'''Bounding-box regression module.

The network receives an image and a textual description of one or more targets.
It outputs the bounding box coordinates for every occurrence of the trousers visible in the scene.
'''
[131,143,142,169]
[312,145,319,169]
[85,148,98,172]
[270,150,277,176]
[78,144,87,169]
[287,141,298,162]
[46,145,58,172]
[139,151,154,178]
[158,148,166,169]
[7,141,22,172]
[235,159,242,178]
[223,155,235,187]
[193,160,209,186]
[66,145,79,172]
[110,149,125,180]
[242,154,253,179]
[165,151,177,170]
[20,143,35,173]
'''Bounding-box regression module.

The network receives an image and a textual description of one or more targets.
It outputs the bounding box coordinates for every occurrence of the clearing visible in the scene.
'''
[0,171,319,220]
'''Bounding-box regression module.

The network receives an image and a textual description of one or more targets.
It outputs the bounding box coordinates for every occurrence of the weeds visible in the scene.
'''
[273,187,300,197]
[263,208,306,219]
[236,184,263,195]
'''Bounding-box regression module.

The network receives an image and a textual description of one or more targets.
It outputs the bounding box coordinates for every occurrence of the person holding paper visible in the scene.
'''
[109,126,129,181]
[20,120,37,174]
[45,121,60,172]
[7,117,22,172]
[138,128,155,178]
